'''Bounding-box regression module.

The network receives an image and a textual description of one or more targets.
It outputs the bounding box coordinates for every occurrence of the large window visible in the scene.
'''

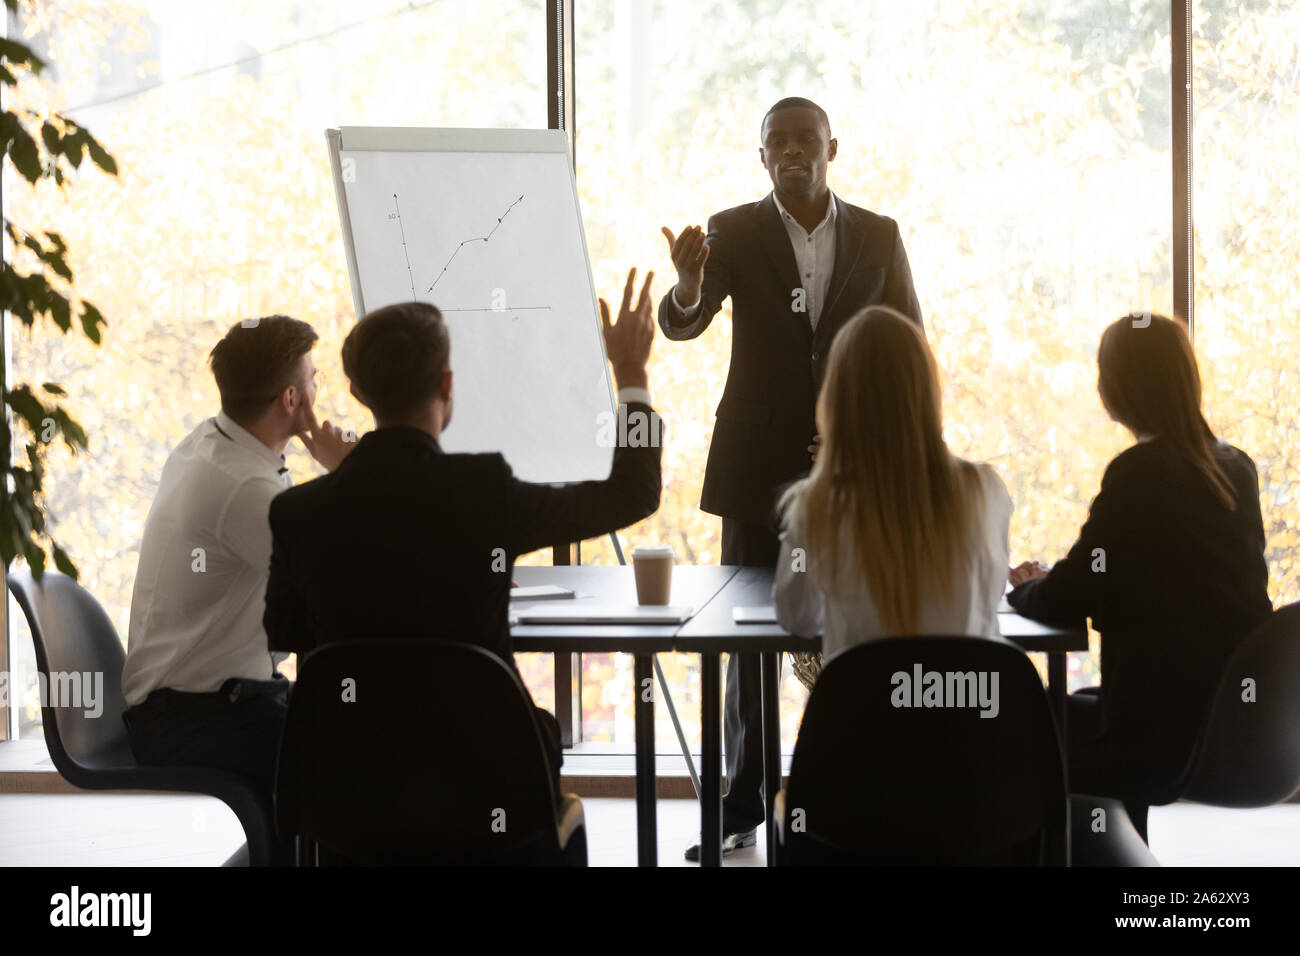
[1193,0,1300,606]
[7,1,1292,755]
[5,0,547,734]
[574,0,1172,749]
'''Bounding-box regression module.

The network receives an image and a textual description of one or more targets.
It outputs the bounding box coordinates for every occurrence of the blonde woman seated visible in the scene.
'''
[774,305,1012,688]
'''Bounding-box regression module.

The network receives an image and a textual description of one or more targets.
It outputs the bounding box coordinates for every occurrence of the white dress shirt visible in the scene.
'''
[672,190,839,332]
[773,462,1013,663]
[617,386,653,407]
[121,411,292,706]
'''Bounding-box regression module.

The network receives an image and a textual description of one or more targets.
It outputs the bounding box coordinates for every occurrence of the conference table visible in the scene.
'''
[510,564,1088,867]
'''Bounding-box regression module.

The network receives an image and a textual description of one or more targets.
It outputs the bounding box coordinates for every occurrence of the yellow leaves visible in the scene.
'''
[9,0,1300,747]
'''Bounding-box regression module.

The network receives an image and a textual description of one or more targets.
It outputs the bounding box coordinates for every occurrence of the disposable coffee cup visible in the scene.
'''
[632,544,675,605]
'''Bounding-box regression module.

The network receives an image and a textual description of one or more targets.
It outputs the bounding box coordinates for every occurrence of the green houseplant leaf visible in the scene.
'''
[1,28,115,581]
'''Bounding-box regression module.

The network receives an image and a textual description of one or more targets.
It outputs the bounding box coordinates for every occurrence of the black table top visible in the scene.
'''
[509,564,1088,654]
[674,565,821,652]
[509,565,738,652]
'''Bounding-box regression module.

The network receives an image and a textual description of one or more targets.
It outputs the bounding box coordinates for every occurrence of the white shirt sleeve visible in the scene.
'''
[671,284,702,318]
[218,475,286,575]
[773,497,826,638]
[617,386,653,407]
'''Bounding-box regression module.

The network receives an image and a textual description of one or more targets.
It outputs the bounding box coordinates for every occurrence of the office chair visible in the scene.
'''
[1109,602,1300,852]
[6,570,279,865]
[274,639,587,865]
[774,635,1070,865]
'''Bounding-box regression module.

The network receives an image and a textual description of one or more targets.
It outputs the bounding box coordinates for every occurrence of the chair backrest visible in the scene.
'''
[275,639,561,864]
[1183,601,1300,807]
[783,635,1066,865]
[6,570,135,779]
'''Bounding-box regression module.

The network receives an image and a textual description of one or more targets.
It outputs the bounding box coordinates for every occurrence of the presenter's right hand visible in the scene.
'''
[660,225,710,309]
[600,266,655,391]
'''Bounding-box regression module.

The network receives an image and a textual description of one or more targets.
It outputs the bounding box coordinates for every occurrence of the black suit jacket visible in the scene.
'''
[263,402,663,671]
[657,191,922,526]
[1009,438,1272,792]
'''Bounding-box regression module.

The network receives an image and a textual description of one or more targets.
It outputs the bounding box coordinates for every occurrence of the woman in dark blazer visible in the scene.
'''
[1008,313,1272,804]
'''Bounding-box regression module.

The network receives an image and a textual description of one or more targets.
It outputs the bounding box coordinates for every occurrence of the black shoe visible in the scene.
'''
[684,828,758,862]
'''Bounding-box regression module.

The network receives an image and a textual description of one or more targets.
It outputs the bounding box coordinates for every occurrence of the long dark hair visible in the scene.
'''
[1097,312,1235,510]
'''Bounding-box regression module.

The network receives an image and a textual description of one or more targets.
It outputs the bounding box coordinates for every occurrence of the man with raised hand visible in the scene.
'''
[264,269,663,801]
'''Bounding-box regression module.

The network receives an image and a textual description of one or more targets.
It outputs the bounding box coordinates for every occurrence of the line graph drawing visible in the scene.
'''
[425,194,525,293]
[383,191,547,313]
[387,193,416,300]
[335,131,618,484]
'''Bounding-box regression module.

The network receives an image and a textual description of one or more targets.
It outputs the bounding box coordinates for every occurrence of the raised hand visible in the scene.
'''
[660,224,710,308]
[599,266,655,390]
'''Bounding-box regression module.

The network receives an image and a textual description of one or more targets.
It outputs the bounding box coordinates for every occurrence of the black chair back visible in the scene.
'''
[275,640,562,864]
[1183,601,1300,807]
[7,569,282,865]
[782,635,1066,865]
[6,570,135,777]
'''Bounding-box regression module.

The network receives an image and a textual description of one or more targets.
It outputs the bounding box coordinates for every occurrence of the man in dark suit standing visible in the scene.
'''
[264,268,662,800]
[659,97,923,859]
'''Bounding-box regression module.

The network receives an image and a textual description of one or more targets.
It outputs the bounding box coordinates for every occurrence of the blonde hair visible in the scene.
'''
[778,306,980,634]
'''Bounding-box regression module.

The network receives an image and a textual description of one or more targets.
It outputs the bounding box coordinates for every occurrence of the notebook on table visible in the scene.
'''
[513,604,696,625]
[733,605,778,624]
[737,600,1017,619]
[509,585,576,601]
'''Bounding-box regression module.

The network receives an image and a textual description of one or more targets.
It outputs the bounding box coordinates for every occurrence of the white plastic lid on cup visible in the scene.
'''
[631,544,675,559]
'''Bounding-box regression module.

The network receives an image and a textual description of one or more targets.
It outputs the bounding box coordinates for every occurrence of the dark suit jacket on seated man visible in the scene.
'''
[658,96,923,856]
[263,268,663,801]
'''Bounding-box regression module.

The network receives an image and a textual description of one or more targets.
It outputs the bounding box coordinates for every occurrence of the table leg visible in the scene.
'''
[700,653,723,867]
[555,651,573,747]
[1047,650,1071,866]
[633,653,657,867]
[760,651,780,867]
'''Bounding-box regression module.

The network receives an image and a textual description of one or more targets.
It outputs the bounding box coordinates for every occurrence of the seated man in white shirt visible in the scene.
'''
[121,315,353,810]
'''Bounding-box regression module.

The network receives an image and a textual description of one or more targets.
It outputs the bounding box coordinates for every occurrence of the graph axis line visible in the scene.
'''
[390,192,416,301]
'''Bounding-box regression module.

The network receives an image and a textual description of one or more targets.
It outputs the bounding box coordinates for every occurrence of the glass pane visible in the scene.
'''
[4,595,43,738]
[1192,0,1300,607]
[576,0,1172,748]
[5,0,547,733]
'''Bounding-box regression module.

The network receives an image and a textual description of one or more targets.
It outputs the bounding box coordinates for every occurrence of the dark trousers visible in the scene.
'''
[122,676,292,863]
[126,677,562,795]
[122,676,291,796]
[1065,686,1162,863]
[1065,686,1120,796]
[721,517,781,832]
[1066,686,1161,803]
